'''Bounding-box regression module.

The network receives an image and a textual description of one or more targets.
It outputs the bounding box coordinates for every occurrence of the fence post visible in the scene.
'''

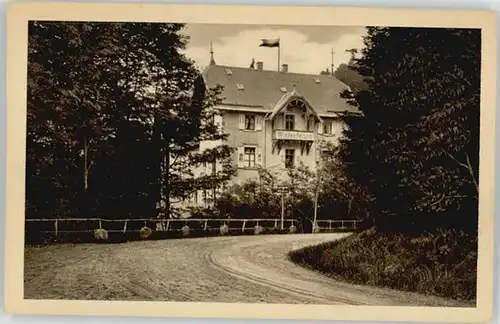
[99,219,102,229]
[241,220,246,233]
[166,219,170,231]
[204,220,208,231]
[123,220,128,233]
[341,220,344,228]
[274,219,278,228]
[329,220,332,230]
[54,219,58,236]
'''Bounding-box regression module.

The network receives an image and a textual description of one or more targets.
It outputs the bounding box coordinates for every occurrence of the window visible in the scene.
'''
[285,115,295,130]
[243,147,256,168]
[323,122,332,135]
[285,149,295,168]
[245,114,255,130]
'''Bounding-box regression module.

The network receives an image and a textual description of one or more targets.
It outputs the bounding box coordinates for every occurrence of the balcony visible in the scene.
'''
[273,129,315,141]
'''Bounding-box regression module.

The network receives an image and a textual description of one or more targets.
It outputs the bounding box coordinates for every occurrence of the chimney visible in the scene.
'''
[256,61,263,71]
[281,64,288,73]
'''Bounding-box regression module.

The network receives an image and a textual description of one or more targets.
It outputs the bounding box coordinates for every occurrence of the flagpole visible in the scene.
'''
[278,37,280,71]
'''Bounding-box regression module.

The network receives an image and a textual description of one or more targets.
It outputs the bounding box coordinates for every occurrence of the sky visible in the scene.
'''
[181,24,367,74]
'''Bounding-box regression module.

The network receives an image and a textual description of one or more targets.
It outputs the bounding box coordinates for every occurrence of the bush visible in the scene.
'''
[219,224,229,235]
[140,227,152,239]
[254,225,263,235]
[181,225,190,237]
[94,228,108,241]
[289,228,477,301]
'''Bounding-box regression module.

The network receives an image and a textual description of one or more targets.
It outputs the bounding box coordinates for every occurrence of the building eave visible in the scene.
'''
[267,91,324,123]
[216,104,271,113]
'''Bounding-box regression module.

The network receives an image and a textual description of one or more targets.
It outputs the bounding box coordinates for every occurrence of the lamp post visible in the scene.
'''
[313,142,322,234]
[277,185,288,230]
[281,191,285,230]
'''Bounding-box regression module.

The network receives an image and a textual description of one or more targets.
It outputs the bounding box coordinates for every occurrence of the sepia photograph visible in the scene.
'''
[4,3,496,323]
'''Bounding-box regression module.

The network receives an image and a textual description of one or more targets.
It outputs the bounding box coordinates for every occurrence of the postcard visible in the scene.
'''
[4,2,497,323]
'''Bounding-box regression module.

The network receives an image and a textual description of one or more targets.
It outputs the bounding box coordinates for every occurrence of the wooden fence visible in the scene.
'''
[25,217,360,236]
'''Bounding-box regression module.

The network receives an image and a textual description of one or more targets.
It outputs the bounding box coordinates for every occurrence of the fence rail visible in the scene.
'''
[25,217,360,235]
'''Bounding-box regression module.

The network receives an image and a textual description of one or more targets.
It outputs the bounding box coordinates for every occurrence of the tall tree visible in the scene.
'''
[26,21,235,220]
[339,27,481,233]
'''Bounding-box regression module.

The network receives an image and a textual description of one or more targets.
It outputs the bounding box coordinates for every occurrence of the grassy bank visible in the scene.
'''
[288,228,477,302]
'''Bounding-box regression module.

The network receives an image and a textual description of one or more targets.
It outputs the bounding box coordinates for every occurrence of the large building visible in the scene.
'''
[173,53,361,213]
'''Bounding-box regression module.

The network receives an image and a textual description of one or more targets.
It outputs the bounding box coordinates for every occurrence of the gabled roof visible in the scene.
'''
[202,64,360,115]
[268,90,323,122]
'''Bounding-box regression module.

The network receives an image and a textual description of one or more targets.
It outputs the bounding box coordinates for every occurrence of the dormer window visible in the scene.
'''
[245,114,255,130]
[280,86,287,93]
[236,83,244,90]
[225,68,233,75]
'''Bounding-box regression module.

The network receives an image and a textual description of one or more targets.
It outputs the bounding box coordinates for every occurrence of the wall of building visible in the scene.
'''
[319,117,345,146]
[221,110,267,184]
[171,106,348,217]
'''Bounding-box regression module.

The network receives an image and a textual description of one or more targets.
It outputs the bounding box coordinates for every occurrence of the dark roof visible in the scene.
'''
[202,64,359,115]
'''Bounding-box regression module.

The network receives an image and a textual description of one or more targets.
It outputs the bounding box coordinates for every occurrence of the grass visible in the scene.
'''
[288,227,477,302]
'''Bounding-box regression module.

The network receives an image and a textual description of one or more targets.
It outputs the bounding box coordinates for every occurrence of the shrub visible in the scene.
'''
[140,227,152,239]
[94,228,108,241]
[181,225,190,237]
[289,229,477,301]
[220,224,229,235]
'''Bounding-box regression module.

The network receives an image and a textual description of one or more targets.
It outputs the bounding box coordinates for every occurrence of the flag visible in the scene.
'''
[259,38,280,47]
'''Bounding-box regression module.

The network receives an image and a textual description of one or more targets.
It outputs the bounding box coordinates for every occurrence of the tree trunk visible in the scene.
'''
[346,197,354,219]
[83,135,89,191]
[83,135,90,216]
[164,144,170,219]
[212,151,217,206]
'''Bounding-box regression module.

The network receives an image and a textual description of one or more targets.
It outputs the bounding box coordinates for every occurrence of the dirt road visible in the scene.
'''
[24,233,472,306]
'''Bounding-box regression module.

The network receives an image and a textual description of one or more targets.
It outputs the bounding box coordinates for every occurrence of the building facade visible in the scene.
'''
[173,59,361,213]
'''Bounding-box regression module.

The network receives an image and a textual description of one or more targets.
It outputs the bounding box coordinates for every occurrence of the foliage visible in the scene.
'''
[317,142,372,221]
[94,228,109,241]
[181,225,190,236]
[140,227,153,239]
[334,63,369,93]
[214,175,282,220]
[338,27,481,233]
[219,224,229,235]
[213,157,361,229]
[289,229,477,301]
[26,21,234,220]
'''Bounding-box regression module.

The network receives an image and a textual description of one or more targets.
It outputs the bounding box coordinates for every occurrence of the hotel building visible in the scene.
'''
[173,54,361,213]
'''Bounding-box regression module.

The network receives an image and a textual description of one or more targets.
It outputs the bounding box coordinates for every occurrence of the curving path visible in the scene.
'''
[24,234,473,306]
